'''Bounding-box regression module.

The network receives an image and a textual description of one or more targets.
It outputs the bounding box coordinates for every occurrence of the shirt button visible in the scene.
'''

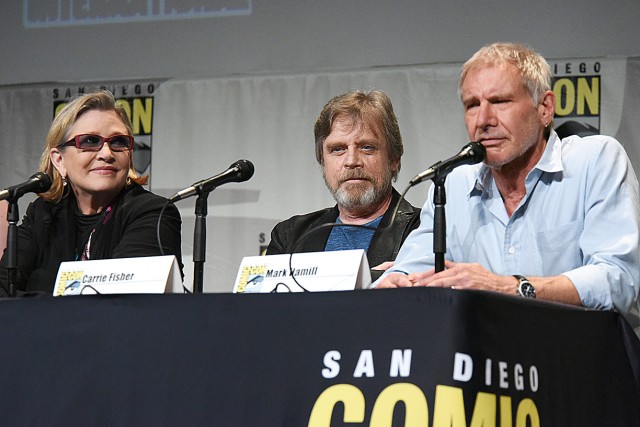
[508,247,516,254]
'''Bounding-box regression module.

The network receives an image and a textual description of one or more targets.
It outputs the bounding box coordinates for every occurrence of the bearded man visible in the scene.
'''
[266,90,420,280]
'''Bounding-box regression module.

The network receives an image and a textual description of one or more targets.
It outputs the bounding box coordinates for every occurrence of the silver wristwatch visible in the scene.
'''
[514,275,536,298]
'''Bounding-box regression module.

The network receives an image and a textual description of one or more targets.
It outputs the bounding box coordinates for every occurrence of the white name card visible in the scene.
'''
[53,255,183,296]
[233,249,371,293]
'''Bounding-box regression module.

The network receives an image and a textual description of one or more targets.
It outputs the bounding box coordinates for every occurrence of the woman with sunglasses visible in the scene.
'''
[0,90,183,296]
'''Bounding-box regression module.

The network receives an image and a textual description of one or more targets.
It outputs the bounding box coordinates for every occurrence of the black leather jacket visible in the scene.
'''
[266,188,420,280]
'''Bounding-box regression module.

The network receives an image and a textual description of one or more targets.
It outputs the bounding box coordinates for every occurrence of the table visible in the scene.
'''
[0,288,638,426]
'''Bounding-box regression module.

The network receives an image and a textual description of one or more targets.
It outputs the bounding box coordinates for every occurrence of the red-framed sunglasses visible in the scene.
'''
[59,134,134,152]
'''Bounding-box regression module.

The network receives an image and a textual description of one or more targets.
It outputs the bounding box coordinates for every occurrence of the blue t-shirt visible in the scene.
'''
[325,215,383,253]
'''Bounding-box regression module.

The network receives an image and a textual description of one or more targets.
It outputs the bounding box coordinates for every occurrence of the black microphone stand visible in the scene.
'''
[432,176,447,273]
[413,142,485,274]
[5,199,19,297]
[192,192,209,294]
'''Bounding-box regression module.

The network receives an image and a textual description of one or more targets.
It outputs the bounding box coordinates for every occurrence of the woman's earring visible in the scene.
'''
[62,176,68,186]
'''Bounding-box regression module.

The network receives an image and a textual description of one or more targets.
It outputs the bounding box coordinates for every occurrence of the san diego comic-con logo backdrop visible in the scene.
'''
[551,60,601,138]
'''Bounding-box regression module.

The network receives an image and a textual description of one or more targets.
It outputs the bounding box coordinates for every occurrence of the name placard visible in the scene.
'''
[233,249,371,293]
[53,255,182,296]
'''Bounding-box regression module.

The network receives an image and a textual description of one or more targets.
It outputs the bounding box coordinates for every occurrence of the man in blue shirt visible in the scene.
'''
[376,42,640,331]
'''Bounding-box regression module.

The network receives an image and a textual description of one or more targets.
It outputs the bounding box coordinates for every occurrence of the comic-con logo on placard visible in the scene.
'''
[551,61,601,138]
[54,270,85,296]
[52,83,156,177]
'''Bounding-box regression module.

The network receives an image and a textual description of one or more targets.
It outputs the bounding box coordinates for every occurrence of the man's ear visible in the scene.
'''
[539,90,555,127]
[390,159,400,174]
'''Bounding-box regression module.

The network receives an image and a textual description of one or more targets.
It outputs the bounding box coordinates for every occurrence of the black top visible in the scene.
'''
[0,183,183,296]
[73,204,101,259]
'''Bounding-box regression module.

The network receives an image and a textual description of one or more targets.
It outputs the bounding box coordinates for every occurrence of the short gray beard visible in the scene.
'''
[328,177,392,213]
[334,185,377,211]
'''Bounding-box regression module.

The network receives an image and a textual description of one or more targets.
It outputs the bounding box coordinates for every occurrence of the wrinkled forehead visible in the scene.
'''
[463,61,517,81]
[461,63,526,96]
[329,113,384,140]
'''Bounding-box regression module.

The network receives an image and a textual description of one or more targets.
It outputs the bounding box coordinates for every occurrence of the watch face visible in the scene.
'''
[519,281,536,298]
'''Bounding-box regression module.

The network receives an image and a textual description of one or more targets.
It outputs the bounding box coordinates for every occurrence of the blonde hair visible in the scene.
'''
[39,90,147,202]
[459,42,552,105]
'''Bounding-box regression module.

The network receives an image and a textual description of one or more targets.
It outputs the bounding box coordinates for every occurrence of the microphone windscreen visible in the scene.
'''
[467,142,486,163]
[32,172,53,192]
[235,159,255,182]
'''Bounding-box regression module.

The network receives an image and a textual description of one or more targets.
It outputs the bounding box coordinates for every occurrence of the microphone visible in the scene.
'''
[409,142,486,186]
[0,172,53,202]
[169,159,255,202]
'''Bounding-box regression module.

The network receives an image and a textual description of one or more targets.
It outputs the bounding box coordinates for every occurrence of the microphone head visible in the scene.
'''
[232,159,255,182]
[409,141,486,187]
[465,141,486,164]
[29,172,53,193]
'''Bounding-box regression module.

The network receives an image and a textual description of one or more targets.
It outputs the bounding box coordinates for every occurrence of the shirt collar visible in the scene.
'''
[535,130,563,174]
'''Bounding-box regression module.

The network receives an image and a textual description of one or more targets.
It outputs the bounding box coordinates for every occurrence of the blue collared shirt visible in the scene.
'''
[379,132,640,322]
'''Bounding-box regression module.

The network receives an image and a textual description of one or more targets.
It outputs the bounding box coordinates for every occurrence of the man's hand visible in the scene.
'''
[375,260,516,293]
[376,260,582,306]
[371,261,394,272]
[374,272,415,288]
[408,260,515,293]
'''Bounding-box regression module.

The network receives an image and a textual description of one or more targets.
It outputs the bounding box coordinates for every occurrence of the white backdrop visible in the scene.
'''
[3,1,640,86]
[0,57,637,292]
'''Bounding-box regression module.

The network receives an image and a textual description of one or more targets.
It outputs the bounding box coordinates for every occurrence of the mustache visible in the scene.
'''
[476,132,504,141]
[337,171,373,184]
